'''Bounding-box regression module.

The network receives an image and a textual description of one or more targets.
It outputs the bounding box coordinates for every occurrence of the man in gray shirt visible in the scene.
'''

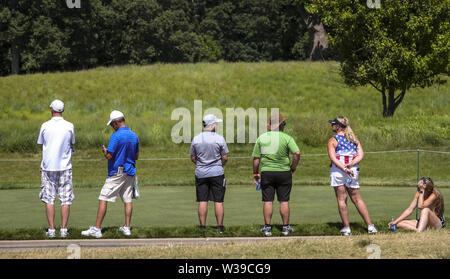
[190,114,229,233]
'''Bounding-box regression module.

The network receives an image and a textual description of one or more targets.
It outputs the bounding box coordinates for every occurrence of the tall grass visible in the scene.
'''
[0,62,448,153]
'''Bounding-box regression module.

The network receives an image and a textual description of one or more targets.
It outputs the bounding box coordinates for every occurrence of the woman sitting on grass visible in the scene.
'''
[389,177,445,232]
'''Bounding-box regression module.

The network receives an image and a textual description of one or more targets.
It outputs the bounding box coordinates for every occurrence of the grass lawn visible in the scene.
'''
[1,148,449,189]
[0,185,448,240]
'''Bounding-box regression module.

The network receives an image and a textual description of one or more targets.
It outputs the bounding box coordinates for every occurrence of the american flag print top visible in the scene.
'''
[330,134,359,168]
[334,135,357,155]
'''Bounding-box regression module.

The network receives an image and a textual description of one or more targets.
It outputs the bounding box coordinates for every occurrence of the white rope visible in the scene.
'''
[419,150,450,155]
[0,149,448,162]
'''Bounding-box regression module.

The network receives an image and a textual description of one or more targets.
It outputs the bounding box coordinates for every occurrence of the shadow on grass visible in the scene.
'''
[0,220,442,240]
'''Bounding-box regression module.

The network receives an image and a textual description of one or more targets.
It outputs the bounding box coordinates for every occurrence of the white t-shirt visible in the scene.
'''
[37,117,75,171]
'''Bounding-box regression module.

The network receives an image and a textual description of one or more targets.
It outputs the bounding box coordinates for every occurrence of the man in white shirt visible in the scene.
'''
[37,100,75,238]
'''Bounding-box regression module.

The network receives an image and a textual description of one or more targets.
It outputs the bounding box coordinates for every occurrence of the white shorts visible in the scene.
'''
[330,165,360,188]
[99,170,135,203]
[40,169,74,205]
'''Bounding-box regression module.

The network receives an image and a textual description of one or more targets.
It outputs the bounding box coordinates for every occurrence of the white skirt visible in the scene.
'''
[330,164,360,188]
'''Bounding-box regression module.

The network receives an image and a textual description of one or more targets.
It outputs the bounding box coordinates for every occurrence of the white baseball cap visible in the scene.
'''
[203,114,223,127]
[49,99,64,112]
[107,110,125,126]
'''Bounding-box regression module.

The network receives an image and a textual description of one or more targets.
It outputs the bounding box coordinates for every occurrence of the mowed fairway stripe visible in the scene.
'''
[0,236,334,251]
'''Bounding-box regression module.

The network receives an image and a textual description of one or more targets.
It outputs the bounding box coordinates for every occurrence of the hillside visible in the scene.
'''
[0,61,448,154]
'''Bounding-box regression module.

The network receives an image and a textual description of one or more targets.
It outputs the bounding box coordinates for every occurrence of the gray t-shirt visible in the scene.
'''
[190,131,229,178]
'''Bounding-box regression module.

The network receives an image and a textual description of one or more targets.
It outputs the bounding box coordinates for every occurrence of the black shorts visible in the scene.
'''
[195,175,226,203]
[261,171,292,202]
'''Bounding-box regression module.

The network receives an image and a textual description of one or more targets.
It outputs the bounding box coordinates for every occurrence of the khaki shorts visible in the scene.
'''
[99,168,135,203]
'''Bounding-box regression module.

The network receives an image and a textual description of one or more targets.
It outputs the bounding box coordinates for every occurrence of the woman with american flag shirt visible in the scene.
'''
[327,116,378,236]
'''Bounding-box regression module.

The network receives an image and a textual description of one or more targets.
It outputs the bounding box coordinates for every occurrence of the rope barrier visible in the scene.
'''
[0,149,448,162]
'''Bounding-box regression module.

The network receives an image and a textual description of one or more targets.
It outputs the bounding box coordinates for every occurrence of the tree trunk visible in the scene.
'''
[382,87,407,117]
[10,0,19,75]
[11,43,19,75]
[381,89,387,117]
[298,6,328,61]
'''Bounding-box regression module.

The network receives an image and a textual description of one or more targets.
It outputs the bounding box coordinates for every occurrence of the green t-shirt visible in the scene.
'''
[252,131,300,172]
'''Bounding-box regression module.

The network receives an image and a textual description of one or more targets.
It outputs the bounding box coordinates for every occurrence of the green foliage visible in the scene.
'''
[0,0,312,75]
[307,0,450,117]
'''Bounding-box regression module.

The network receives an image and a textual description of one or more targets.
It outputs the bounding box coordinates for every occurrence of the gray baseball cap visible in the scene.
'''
[202,114,223,127]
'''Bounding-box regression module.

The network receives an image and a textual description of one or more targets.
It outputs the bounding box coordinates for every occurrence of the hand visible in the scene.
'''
[344,167,354,177]
[290,166,297,174]
[253,173,260,185]
[388,221,395,228]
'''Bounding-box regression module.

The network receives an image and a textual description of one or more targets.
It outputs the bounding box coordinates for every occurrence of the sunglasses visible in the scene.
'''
[420,177,431,184]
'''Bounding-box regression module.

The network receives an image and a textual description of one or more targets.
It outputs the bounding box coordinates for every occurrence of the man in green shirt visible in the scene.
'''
[252,113,301,236]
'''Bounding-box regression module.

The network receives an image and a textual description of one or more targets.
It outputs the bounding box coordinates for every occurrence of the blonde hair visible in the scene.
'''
[424,178,445,217]
[336,116,359,144]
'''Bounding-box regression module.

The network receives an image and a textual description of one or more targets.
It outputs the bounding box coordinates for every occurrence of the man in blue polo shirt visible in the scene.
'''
[82,110,139,238]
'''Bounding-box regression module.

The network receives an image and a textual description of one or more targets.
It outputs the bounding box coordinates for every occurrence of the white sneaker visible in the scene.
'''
[81,226,102,238]
[46,229,56,238]
[60,228,68,238]
[340,227,352,236]
[368,225,378,234]
[282,225,294,236]
[119,226,131,236]
[260,225,272,236]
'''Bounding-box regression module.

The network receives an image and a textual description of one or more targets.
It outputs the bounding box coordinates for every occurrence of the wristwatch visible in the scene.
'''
[418,190,424,194]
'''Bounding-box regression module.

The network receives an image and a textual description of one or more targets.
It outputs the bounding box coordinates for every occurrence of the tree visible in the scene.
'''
[307,0,450,117]
[7,0,19,74]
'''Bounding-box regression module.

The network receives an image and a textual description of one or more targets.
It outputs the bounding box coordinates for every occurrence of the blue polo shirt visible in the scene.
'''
[106,127,139,177]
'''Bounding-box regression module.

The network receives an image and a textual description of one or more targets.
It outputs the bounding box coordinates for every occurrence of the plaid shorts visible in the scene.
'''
[40,169,74,205]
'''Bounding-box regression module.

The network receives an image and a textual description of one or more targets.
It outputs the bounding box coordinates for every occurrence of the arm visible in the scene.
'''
[102,144,113,160]
[391,192,420,225]
[135,152,139,161]
[290,152,301,173]
[253,157,261,185]
[348,141,364,167]
[221,153,228,167]
[190,142,197,164]
[221,140,229,167]
[327,138,350,173]
[417,192,437,210]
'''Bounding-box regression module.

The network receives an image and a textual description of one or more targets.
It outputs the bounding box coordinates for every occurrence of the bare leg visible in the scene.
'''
[95,200,108,229]
[214,202,224,226]
[198,201,208,227]
[61,205,70,229]
[347,188,373,226]
[263,202,273,225]
[280,202,290,225]
[45,204,55,230]
[334,186,350,228]
[124,202,132,228]
[417,208,441,232]
[397,220,419,231]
